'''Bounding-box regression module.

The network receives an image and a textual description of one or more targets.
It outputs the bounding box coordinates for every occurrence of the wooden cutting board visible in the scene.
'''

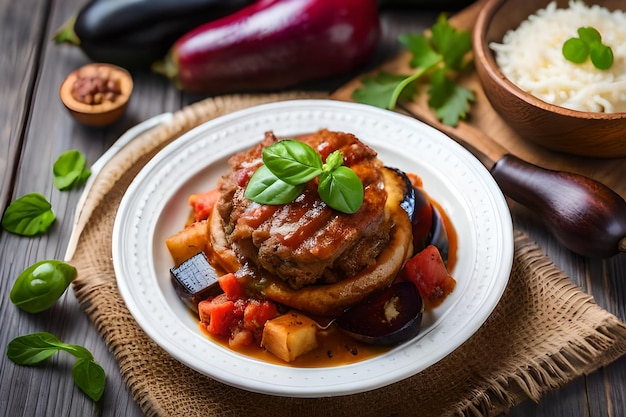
[332,0,625,199]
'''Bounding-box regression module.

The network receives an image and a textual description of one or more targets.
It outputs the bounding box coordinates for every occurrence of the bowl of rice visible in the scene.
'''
[473,0,626,158]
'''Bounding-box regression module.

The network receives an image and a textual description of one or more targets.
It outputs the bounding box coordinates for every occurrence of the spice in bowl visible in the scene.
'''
[59,63,133,127]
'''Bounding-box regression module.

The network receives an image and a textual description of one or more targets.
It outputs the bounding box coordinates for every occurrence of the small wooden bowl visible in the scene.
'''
[473,0,626,158]
[60,63,133,127]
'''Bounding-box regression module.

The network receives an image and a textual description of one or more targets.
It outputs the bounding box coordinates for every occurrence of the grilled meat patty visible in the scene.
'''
[213,129,391,290]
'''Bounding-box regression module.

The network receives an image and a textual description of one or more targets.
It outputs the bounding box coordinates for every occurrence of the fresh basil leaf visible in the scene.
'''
[244,165,305,205]
[10,260,77,313]
[53,150,91,191]
[589,42,613,70]
[7,332,62,365]
[324,150,344,172]
[562,37,589,64]
[262,140,322,185]
[8,332,106,403]
[1,193,55,236]
[72,358,106,402]
[318,167,364,214]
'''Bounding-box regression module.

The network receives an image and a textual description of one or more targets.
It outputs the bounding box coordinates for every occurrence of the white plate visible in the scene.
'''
[113,99,513,398]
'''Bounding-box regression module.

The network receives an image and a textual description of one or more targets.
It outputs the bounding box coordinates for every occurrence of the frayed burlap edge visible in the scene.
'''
[69,92,626,417]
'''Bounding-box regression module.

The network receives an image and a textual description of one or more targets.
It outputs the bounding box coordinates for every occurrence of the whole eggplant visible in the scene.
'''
[153,0,381,93]
[54,0,255,69]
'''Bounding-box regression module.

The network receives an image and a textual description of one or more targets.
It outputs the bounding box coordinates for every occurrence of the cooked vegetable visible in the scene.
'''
[165,219,209,265]
[261,311,319,362]
[337,281,422,346]
[7,332,105,402]
[10,260,77,313]
[170,252,222,312]
[396,245,456,311]
[53,0,254,69]
[153,0,380,93]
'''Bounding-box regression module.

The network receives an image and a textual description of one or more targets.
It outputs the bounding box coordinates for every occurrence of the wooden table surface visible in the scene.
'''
[1,0,624,416]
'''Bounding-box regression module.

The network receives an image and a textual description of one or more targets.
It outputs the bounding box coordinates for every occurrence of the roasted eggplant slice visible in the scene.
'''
[170,252,222,312]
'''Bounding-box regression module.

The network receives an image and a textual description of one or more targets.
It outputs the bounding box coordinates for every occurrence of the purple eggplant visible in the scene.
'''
[153,0,381,93]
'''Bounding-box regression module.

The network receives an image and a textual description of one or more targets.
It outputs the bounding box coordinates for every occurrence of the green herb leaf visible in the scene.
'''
[53,150,91,191]
[245,140,364,214]
[351,72,417,109]
[318,167,364,214]
[399,33,441,69]
[7,332,63,365]
[10,260,77,313]
[324,150,344,172]
[562,37,589,63]
[7,332,106,402]
[429,14,472,70]
[262,140,322,185]
[589,42,613,70]
[244,165,305,205]
[577,26,602,44]
[72,358,106,402]
[428,68,475,126]
[562,26,613,70]
[1,193,55,236]
[352,14,473,126]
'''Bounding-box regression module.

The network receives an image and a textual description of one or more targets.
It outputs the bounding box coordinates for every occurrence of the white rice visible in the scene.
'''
[490,1,626,113]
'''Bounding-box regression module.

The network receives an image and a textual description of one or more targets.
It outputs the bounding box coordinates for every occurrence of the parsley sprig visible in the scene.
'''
[562,26,614,70]
[352,14,475,127]
[244,140,364,214]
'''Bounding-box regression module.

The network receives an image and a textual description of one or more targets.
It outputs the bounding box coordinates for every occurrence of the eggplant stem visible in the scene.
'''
[53,15,80,45]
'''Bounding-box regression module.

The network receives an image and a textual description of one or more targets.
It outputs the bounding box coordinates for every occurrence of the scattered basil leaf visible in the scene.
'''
[352,14,474,126]
[562,26,613,70]
[7,332,106,402]
[10,259,77,313]
[318,167,364,214]
[245,140,364,213]
[1,193,55,236]
[244,165,305,205]
[53,150,91,191]
[72,358,106,402]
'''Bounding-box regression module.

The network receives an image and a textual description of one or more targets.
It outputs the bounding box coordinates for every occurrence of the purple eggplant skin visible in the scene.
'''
[170,252,223,313]
[154,0,381,94]
[58,0,254,70]
[337,281,423,346]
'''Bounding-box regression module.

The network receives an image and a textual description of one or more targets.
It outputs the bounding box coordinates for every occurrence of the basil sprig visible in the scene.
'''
[562,26,614,70]
[7,332,106,402]
[245,140,364,214]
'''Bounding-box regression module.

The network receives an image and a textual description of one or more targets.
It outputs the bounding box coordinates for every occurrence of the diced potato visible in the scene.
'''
[165,220,209,265]
[261,311,319,362]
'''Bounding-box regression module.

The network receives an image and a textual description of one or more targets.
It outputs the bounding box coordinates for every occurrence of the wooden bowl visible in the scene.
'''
[472,0,626,158]
[60,63,133,127]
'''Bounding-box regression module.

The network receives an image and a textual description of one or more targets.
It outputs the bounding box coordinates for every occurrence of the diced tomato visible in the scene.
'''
[198,295,237,337]
[218,273,246,300]
[198,290,278,347]
[189,188,220,222]
[396,245,456,311]
[243,300,279,330]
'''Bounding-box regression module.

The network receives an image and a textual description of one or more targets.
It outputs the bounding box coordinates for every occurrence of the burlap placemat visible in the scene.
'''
[69,92,626,417]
